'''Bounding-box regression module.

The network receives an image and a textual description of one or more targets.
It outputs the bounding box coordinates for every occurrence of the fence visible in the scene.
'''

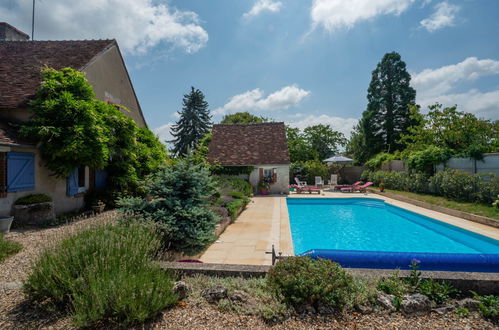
[435,153,499,176]
[339,166,368,184]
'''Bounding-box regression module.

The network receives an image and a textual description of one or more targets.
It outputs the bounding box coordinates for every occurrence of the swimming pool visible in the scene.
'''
[286,198,499,272]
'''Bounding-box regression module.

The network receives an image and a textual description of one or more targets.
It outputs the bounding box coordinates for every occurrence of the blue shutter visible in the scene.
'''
[7,152,35,192]
[67,168,79,196]
[95,170,108,189]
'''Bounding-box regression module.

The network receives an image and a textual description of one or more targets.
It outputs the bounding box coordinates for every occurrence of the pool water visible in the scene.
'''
[287,198,499,255]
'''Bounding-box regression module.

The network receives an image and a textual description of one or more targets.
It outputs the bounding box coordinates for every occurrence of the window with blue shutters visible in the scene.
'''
[67,166,87,196]
[7,152,35,192]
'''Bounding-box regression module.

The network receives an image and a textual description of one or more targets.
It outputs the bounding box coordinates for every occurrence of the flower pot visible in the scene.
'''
[92,204,105,214]
[259,190,269,195]
[0,216,14,234]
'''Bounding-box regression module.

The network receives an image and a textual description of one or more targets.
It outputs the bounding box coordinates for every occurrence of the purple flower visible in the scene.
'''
[411,258,421,264]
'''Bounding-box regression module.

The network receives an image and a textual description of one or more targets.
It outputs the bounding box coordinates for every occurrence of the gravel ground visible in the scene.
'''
[0,213,497,329]
[0,211,117,283]
[1,289,497,329]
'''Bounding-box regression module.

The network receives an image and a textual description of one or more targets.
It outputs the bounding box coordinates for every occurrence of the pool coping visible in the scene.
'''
[160,261,499,295]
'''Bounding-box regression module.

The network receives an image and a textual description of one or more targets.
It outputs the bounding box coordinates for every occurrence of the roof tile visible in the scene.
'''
[207,122,290,166]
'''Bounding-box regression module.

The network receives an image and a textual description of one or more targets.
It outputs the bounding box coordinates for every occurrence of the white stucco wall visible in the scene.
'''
[0,146,88,217]
[248,164,290,194]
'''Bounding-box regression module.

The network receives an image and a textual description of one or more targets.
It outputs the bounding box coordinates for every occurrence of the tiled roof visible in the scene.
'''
[207,122,290,166]
[0,40,115,109]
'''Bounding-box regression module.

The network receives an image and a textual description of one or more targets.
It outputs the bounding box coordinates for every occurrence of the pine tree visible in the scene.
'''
[171,87,212,156]
[359,52,416,159]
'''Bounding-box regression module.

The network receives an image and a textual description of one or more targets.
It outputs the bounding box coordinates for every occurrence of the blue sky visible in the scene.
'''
[2,0,499,142]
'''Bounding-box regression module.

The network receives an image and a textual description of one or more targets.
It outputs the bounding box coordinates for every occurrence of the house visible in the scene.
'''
[207,122,290,194]
[0,24,147,216]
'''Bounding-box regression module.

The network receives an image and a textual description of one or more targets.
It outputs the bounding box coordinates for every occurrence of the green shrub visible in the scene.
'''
[267,257,354,311]
[14,194,52,205]
[215,177,253,197]
[364,152,398,170]
[24,222,177,327]
[405,146,450,174]
[377,272,410,297]
[118,158,218,255]
[290,160,329,185]
[226,198,249,221]
[472,293,499,323]
[417,280,459,305]
[0,234,22,263]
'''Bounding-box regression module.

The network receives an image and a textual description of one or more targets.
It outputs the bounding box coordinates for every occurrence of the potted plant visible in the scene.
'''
[0,216,14,234]
[258,181,270,195]
[379,182,385,192]
[13,194,55,226]
[92,200,106,214]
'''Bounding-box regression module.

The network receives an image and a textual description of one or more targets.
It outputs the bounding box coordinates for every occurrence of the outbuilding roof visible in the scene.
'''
[0,39,115,109]
[207,122,290,166]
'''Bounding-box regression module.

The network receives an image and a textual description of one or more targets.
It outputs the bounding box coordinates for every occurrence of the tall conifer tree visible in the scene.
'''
[171,87,212,156]
[358,52,416,159]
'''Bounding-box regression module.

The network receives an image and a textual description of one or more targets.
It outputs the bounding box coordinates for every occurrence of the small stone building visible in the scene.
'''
[0,24,147,216]
[207,122,290,194]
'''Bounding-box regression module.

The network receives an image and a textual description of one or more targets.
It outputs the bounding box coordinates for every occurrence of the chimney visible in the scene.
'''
[0,22,30,41]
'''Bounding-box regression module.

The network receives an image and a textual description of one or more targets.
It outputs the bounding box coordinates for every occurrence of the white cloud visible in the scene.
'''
[418,89,499,120]
[412,57,499,99]
[153,122,175,145]
[213,85,310,115]
[0,0,208,54]
[310,0,415,32]
[243,0,282,19]
[412,57,499,119]
[288,115,358,138]
[420,1,460,32]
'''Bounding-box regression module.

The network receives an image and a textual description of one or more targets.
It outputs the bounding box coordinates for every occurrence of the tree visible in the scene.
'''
[303,125,346,160]
[286,126,319,162]
[171,87,212,156]
[359,52,416,159]
[345,124,368,165]
[401,103,499,158]
[220,112,269,124]
[118,157,218,255]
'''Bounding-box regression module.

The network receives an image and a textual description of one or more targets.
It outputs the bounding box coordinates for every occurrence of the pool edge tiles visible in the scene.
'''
[286,197,499,272]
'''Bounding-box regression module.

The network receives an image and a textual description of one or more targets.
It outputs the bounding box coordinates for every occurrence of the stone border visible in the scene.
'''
[370,190,499,229]
[160,262,499,295]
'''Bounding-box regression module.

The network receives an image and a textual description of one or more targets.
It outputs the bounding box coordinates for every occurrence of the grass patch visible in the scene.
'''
[24,222,177,327]
[0,234,22,263]
[379,188,499,220]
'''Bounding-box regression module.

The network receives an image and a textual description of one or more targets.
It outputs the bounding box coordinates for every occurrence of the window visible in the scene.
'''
[262,168,277,183]
[67,166,86,196]
[6,152,35,192]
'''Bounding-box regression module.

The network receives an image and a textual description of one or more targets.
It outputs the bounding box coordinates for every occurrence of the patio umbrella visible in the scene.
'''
[323,155,353,164]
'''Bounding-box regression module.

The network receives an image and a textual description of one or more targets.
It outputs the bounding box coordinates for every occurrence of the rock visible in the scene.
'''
[201,286,228,303]
[456,298,481,311]
[433,305,455,315]
[228,290,251,303]
[173,281,190,300]
[294,303,316,315]
[400,294,432,315]
[316,301,335,315]
[377,293,396,312]
[355,303,374,314]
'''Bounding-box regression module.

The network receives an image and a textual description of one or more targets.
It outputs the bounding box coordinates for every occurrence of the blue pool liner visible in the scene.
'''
[301,249,499,273]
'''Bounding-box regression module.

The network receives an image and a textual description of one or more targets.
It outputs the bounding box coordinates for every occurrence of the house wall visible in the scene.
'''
[83,45,146,127]
[0,146,88,217]
[248,165,289,194]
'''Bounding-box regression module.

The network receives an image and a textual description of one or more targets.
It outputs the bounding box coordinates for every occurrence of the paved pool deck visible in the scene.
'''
[200,191,499,265]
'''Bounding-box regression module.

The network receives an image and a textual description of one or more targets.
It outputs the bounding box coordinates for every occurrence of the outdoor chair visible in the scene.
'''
[315,176,324,188]
[333,181,361,191]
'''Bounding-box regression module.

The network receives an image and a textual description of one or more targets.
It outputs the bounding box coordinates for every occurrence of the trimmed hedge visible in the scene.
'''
[361,169,499,204]
[15,194,52,205]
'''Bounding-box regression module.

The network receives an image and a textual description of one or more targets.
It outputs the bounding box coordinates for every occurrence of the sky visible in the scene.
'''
[2,0,499,143]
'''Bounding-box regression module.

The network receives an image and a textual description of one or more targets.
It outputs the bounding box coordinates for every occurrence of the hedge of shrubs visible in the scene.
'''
[213,177,253,221]
[361,169,499,204]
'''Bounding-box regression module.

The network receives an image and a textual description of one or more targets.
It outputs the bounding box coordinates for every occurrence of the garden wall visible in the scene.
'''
[339,166,368,184]
[435,153,499,176]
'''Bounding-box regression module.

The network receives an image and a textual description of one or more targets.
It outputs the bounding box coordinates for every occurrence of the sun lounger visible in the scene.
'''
[334,181,361,191]
[341,182,373,193]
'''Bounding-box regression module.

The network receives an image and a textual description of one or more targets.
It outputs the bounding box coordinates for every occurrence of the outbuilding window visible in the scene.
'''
[67,166,86,196]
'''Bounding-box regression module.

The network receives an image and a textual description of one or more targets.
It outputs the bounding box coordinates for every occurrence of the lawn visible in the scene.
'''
[0,234,22,263]
[376,188,499,220]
